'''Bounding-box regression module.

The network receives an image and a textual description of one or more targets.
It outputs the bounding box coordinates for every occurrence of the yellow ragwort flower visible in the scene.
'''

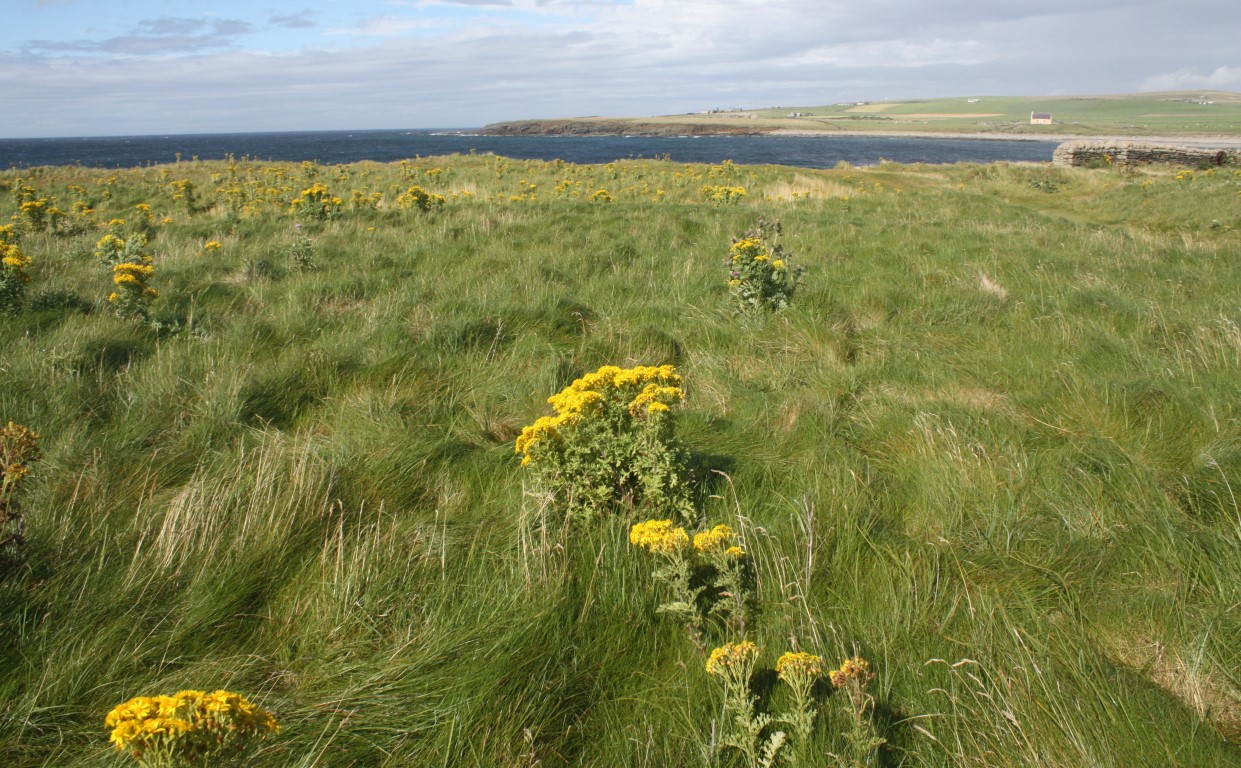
[829,656,874,689]
[776,651,823,682]
[706,641,760,676]
[629,519,689,554]
[693,524,735,554]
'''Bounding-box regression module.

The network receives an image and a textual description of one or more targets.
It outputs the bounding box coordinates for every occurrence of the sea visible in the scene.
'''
[0,129,1058,170]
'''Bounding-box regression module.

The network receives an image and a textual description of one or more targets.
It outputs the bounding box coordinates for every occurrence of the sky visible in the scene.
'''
[3,0,1240,138]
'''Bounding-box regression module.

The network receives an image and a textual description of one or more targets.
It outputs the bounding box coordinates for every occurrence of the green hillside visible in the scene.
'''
[759,91,1241,136]
[1,154,1239,767]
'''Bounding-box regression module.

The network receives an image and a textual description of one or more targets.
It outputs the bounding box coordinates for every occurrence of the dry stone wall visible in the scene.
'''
[1053,141,1239,167]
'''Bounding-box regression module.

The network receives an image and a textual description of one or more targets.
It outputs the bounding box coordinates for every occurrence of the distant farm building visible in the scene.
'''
[1030,112,1053,125]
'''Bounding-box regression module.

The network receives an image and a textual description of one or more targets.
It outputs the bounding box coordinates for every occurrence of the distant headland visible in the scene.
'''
[480,91,1241,147]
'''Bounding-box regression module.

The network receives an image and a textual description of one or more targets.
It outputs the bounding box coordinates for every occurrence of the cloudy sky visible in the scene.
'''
[3,0,1239,138]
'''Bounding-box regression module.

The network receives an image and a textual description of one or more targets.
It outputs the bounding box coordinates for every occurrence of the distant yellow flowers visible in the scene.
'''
[203,241,222,251]
[701,185,746,204]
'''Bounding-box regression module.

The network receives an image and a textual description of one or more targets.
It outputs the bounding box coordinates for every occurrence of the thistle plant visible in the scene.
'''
[725,220,805,312]
[516,365,693,519]
[0,225,32,313]
[776,651,824,766]
[829,657,886,768]
[706,641,785,768]
[0,422,40,561]
[105,689,279,768]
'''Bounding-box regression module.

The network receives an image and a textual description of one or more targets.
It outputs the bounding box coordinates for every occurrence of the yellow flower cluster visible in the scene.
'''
[113,262,156,290]
[729,237,766,262]
[396,185,445,211]
[203,241,222,251]
[627,382,682,416]
[515,364,683,465]
[701,185,747,204]
[109,259,157,307]
[1,422,40,486]
[776,651,823,682]
[95,233,126,264]
[829,656,874,689]
[692,524,736,554]
[106,689,279,764]
[513,415,572,465]
[705,641,760,676]
[629,519,689,554]
[1,226,31,279]
[290,182,344,219]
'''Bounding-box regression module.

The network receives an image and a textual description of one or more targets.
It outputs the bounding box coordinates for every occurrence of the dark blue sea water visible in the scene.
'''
[0,129,1057,170]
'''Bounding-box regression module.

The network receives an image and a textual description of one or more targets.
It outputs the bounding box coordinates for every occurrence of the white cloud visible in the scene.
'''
[5,0,1241,136]
[1141,66,1241,92]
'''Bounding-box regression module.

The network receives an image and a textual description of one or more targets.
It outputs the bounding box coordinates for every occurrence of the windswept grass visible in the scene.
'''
[1,154,1239,766]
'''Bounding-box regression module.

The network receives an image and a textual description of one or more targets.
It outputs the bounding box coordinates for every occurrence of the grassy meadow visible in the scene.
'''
[1,153,1240,767]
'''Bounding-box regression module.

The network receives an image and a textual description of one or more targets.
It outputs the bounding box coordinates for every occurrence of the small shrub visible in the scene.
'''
[516,364,692,519]
[726,219,805,312]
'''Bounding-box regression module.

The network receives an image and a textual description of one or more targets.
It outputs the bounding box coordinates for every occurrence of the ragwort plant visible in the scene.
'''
[776,651,824,767]
[516,364,693,519]
[395,185,445,211]
[725,219,805,312]
[108,257,158,321]
[706,641,786,768]
[105,689,279,768]
[829,657,886,768]
[0,224,33,313]
[0,421,40,562]
[630,520,753,646]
